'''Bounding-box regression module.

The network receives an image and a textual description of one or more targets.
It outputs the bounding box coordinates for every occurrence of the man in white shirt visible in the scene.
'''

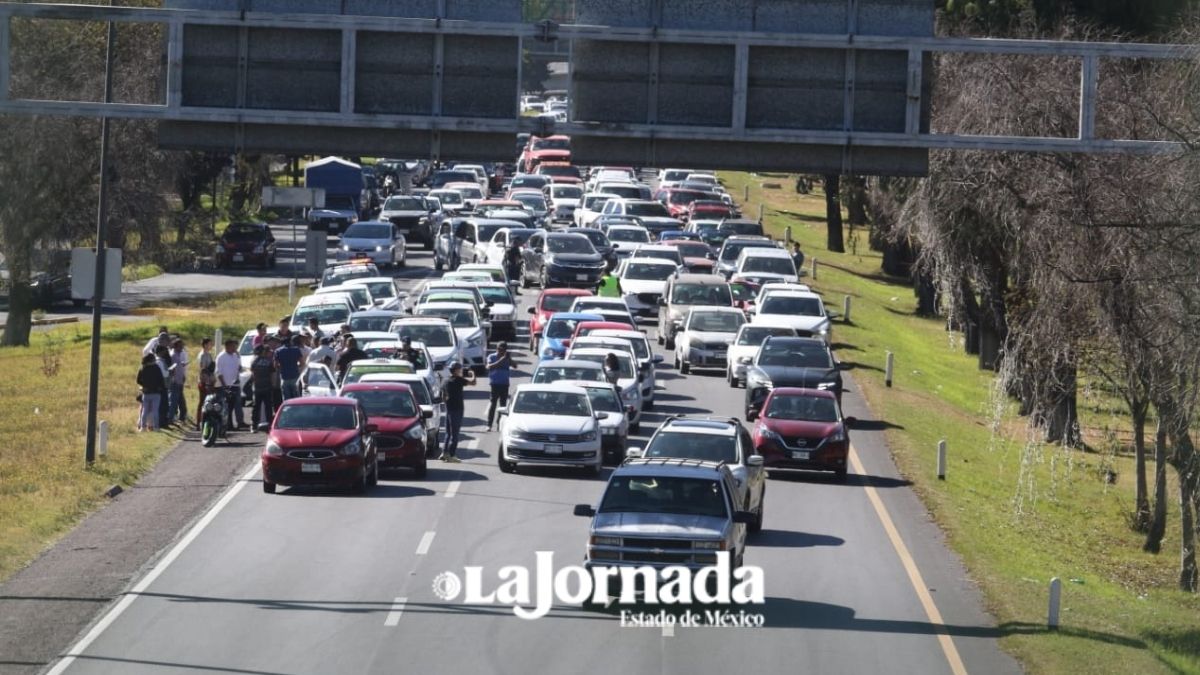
[308,336,336,369]
[215,339,246,428]
[142,327,171,357]
[168,339,190,426]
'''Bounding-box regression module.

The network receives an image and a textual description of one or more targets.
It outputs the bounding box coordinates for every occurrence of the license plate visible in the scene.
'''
[576,274,589,281]
[791,451,810,460]
[232,254,243,262]
[544,444,563,454]
[301,462,321,473]
[714,352,726,359]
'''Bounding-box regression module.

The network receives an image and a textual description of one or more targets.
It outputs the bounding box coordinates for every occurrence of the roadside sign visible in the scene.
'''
[262,187,325,209]
[71,248,122,300]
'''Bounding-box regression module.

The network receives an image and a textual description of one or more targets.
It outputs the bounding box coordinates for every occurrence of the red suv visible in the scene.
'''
[340,382,433,477]
[526,288,593,350]
[751,388,853,481]
[520,135,572,172]
[261,397,379,494]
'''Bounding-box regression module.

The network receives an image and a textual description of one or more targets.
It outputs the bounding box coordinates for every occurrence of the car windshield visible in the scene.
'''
[360,345,429,368]
[585,387,623,413]
[457,186,484,199]
[721,242,772,262]
[432,191,462,205]
[322,265,375,285]
[360,281,396,299]
[663,170,691,181]
[624,263,675,280]
[626,202,670,217]
[760,296,823,317]
[645,431,738,463]
[743,257,795,275]
[572,353,635,378]
[542,166,582,179]
[476,224,504,242]
[349,315,400,332]
[513,194,547,211]
[572,230,608,248]
[759,341,834,368]
[584,195,612,209]
[304,367,334,389]
[383,197,425,211]
[608,228,650,243]
[766,395,839,422]
[223,224,266,240]
[670,242,708,258]
[325,195,356,210]
[342,389,419,418]
[417,307,477,328]
[238,334,255,356]
[511,176,549,189]
[599,476,727,517]
[667,191,709,206]
[293,305,351,326]
[275,404,357,430]
[532,366,603,383]
[541,294,585,313]
[672,283,731,305]
[343,363,414,384]
[721,222,763,236]
[737,326,794,345]
[687,311,743,332]
[512,390,591,415]
[478,287,513,305]
[546,317,589,338]
[548,236,596,255]
[393,324,453,347]
[532,138,571,151]
[598,335,648,359]
[333,287,370,307]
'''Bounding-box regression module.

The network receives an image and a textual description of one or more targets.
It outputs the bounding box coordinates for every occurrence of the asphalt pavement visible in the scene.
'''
[34,245,1021,675]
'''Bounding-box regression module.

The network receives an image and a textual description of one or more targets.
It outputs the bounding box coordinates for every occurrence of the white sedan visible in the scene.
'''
[498,383,605,475]
[564,347,644,432]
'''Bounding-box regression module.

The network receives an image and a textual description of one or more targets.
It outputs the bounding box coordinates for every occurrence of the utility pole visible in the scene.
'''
[84,10,116,466]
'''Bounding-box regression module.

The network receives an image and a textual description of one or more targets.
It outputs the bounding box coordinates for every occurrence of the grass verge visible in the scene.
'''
[121,262,164,283]
[0,285,302,583]
[719,171,1200,674]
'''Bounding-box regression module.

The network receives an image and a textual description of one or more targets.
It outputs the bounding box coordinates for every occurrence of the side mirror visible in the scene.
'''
[652,354,664,364]
[498,406,509,416]
[365,424,379,434]
[625,446,643,459]
[657,297,668,306]
[434,363,445,371]
[844,416,858,426]
[732,511,756,524]
[747,455,765,468]
[573,504,596,517]
[421,409,434,419]
[594,411,606,420]
[526,306,537,315]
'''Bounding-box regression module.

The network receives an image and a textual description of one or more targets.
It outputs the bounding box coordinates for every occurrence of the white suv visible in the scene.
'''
[498,383,605,475]
[674,306,746,374]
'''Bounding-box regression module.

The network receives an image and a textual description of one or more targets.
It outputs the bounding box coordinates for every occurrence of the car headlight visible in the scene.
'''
[689,336,705,349]
[467,334,484,348]
[759,427,783,443]
[404,425,425,441]
[542,347,557,358]
[509,427,531,440]
[828,428,846,443]
[582,429,596,441]
[265,441,283,456]
[693,540,725,550]
[375,245,384,252]
[591,535,621,546]
[340,440,362,456]
[341,244,351,251]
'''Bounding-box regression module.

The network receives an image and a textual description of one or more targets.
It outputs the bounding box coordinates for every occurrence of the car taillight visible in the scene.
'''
[224,242,237,250]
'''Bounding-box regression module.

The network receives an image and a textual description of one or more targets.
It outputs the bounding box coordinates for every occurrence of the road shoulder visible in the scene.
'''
[0,431,260,675]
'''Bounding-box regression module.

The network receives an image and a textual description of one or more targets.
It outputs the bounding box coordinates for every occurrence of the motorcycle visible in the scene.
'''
[200,388,228,447]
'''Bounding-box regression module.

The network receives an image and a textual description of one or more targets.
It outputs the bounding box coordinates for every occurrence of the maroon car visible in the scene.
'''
[340,382,432,477]
[751,387,853,481]
[215,222,277,269]
[261,397,379,494]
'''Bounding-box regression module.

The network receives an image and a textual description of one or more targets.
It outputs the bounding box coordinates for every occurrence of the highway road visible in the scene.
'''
[45,246,1021,675]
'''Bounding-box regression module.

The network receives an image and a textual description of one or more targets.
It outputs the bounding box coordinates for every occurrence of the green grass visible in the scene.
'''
[0,285,302,583]
[121,263,164,283]
[719,171,1200,674]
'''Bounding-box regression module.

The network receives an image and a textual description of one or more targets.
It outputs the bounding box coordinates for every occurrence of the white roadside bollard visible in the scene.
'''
[98,420,109,458]
[288,278,297,305]
[843,295,851,324]
[757,203,764,223]
[937,439,947,480]
[811,258,818,280]
[885,351,894,388]
[1048,577,1062,630]
[214,328,223,351]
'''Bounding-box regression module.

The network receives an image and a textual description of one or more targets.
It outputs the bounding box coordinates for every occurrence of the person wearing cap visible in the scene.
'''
[249,343,276,429]
[484,342,513,431]
[441,362,475,462]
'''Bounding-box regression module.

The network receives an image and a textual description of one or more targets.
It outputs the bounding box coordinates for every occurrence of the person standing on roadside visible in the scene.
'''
[195,338,215,429]
[215,339,246,429]
[249,344,276,429]
[273,316,293,344]
[306,317,325,343]
[274,334,304,401]
[168,339,189,426]
[335,336,367,382]
[791,242,805,273]
[143,328,171,357]
[196,362,216,430]
[251,322,268,349]
[484,342,512,431]
[137,353,166,432]
[441,362,475,462]
[602,352,621,386]
[309,336,335,369]
[155,345,173,430]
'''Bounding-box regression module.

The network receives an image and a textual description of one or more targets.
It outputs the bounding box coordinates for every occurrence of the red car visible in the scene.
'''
[655,188,718,219]
[526,288,593,350]
[261,397,379,494]
[751,388,853,481]
[569,320,638,348]
[682,257,715,274]
[534,162,583,185]
[659,238,715,262]
[520,135,572,172]
[340,382,433,477]
[215,222,277,269]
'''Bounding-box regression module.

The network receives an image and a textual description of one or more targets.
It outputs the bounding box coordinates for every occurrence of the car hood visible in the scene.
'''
[426,345,457,363]
[453,327,484,344]
[341,237,391,247]
[592,512,726,539]
[365,415,422,434]
[764,418,841,437]
[271,428,359,448]
[686,329,737,345]
[310,208,356,218]
[487,302,515,318]
[752,366,839,387]
[754,314,828,331]
[597,411,626,430]
[380,209,427,218]
[621,278,668,295]
[547,252,604,265]
[508,414,595,435]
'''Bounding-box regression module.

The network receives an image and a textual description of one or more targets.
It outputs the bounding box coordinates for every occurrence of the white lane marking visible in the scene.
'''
[384,596,408,627]
[416,531,437,555]
[444,480,461,499]
[662,622,675,637]
[46,462,262,675]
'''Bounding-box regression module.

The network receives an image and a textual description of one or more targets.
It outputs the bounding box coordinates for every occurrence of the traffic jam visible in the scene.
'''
[261,128,852,592]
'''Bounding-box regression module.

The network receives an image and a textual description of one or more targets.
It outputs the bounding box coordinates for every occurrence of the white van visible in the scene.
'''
[734,247,798,284]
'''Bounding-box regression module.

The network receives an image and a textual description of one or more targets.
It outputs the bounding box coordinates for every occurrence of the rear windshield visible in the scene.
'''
[626,202,670,217]
[720,241,774,262]
[416,306,477,328]
[383,197,425,211]
[349,315,401,333]
[760,296,823,317]
[532,138,571,151]
[686,311,743,333]
[223,224,266,240]
[343,363,414,384]
[671,283,731,306]
[737,326,795,346]
[608,228,650,243]
[532,366,603,383]
[572,353,635,378]
[293,305,351,326]
[742,257,795,275]
[542,294,585,313]
[548,236,596,255]
[623,263,675,280]
[546,317,592,338]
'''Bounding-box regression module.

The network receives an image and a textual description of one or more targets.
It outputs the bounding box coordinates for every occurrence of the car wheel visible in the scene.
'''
[435,256,444,272]
[750,496,764,534]
[498,447,517,474]
[680,360,690,375]
[835,467,848,482]
[423,234,434,251]
[353,466,369,494]
[413,456,428,479]
[262,480,276,494]
[368,460,379,486]
[520,264,531,288]
[664,336,675,351]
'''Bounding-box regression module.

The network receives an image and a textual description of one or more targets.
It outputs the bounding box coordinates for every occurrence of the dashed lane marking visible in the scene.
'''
[384,597,408,627]
[416,531,437,556]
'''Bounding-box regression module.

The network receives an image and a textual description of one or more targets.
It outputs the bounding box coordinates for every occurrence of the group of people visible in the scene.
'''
[135,329,193,432]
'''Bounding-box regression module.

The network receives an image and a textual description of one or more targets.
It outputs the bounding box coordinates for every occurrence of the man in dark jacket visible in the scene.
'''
[336,336,367,382]
[137,353,166,432]
[249,344,276,429]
